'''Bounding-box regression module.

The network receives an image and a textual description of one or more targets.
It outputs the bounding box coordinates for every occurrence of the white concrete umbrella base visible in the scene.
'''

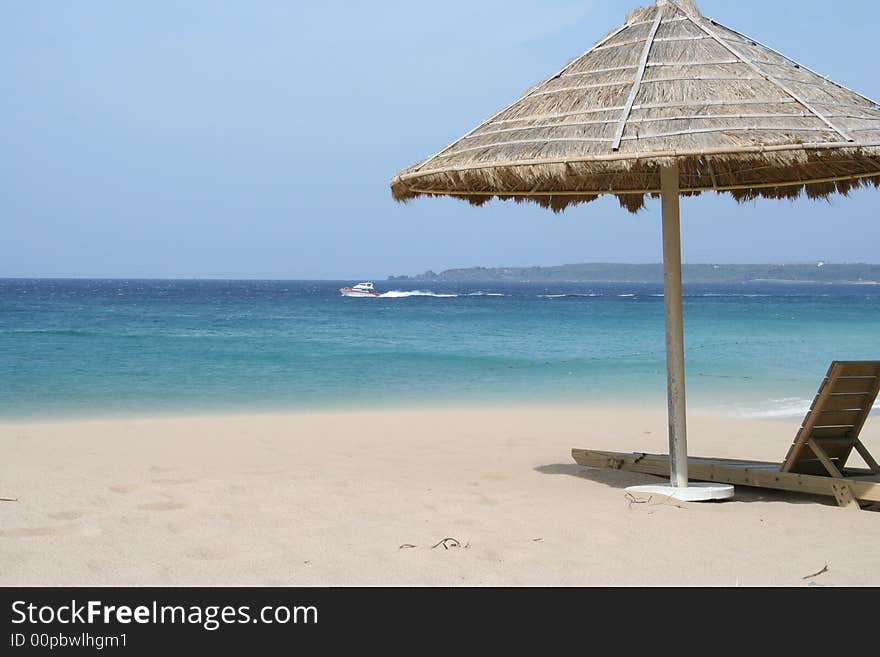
[625,482,735,502]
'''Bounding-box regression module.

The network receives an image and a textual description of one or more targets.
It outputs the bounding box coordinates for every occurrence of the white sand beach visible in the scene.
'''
[1,405,878,587]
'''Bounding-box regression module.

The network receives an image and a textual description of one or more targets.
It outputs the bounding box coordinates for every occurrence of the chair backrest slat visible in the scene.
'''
[781,361,880,476]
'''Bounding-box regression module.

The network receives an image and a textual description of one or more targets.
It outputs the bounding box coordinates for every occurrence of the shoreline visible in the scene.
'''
[0,393,813,426]
[1,404,878,586]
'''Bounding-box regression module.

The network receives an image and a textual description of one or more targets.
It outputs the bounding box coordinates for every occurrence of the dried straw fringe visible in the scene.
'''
[392,147,880,213]
[394,173,880,214]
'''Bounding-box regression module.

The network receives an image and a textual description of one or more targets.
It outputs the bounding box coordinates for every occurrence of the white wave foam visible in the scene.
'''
[727,397,880,419]
[617,294,635,298]
[466,292,506,297]
[379,290,458,298]
[538,293,601,299]
[738,398,812,419]
[538,294,567,299]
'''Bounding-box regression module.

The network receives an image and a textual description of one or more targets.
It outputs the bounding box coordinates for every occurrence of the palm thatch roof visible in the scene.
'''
[390,0,880,212]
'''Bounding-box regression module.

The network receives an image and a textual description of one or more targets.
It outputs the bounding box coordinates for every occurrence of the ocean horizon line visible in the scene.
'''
[4,260,880,283]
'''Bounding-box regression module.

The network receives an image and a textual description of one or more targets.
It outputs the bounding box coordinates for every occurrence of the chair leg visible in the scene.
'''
[830,481,862,510]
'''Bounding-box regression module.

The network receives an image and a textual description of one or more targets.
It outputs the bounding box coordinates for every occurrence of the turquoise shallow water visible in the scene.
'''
[1,279,878,419]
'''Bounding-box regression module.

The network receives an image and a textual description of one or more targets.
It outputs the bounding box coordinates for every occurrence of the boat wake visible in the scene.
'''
[379,290,458,298]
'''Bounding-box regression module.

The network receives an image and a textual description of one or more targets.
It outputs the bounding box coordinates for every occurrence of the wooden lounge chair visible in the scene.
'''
[572,361,880,510]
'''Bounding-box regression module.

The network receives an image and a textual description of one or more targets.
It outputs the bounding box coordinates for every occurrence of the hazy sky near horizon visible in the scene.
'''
[2,0,878,279]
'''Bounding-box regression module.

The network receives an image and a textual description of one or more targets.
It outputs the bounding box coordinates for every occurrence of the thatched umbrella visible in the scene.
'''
[390,0,880,500]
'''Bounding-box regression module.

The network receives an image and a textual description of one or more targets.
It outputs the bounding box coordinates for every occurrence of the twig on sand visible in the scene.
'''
[625,492,686,511]
[431,537,463,550]
[655,496,687,510]
[0,498,17,502]
[625,492,650,508]
[803,564,830,580]
[398,544,417,550]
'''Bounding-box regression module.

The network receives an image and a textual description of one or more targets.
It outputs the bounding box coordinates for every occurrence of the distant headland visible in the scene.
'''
[388,263,880,284]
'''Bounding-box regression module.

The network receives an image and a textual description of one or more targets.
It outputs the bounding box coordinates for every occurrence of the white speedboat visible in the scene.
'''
[340,281,381,297]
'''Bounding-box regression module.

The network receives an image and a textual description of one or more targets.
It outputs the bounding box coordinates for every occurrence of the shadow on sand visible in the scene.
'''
[534,462,864,510]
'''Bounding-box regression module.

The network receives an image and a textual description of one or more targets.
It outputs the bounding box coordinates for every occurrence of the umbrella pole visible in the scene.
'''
[660,163,688,488]
[623,165,733,502]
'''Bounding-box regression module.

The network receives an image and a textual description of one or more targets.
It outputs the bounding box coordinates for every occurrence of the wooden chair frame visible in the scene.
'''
[572,362,880,510]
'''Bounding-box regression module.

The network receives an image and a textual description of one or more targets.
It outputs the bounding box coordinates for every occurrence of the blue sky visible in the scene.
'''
[1,0,878,279]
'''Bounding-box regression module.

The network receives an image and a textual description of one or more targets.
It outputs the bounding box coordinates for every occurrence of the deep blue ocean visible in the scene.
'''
[1,279,878,420]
